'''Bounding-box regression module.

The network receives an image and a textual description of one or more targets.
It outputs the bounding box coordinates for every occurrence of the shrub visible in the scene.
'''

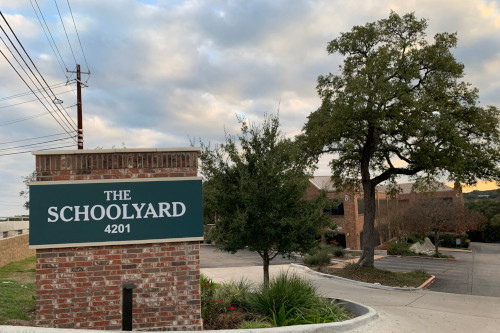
[387,241,418,256]
[302,246,331,266]
[248,272,318,317]
[332,246,346,258]
[215,279,253,311]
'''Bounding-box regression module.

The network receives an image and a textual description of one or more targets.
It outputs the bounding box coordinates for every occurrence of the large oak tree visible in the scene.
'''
[300,12,500,267]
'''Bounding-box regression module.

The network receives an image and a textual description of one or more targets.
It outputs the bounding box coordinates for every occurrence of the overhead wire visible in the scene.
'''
[66,0,90,77]
[0,132,71,145]
[0,80,73,102]
[0,11,78,136]
[54,0,77,66]
[30,0,68,78]
[0,32,76,136]
[0,39,74,139]
[0,144,76,156]
[0,88,75,109]
[0,135,76,151]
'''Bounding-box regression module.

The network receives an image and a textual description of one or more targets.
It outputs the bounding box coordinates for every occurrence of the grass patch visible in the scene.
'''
[0,256,36,325]
[432,253,455,259]
[0,257,36,280]
[329,263,431,288]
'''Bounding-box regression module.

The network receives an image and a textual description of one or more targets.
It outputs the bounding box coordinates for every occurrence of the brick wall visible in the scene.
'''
[0,234,35,267]
[35,149,198,181]
[33,148,202,331]
[36,242,200,330]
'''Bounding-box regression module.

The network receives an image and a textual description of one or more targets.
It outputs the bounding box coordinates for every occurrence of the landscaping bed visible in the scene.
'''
[201,272,353,330]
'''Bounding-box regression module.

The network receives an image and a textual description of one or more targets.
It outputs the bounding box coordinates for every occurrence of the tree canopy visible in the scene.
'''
[199,114,332,285]
[300,11,500,266]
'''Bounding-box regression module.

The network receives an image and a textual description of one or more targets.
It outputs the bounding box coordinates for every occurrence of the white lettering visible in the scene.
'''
[104,190,113,201]
[48,207,58,222]
[143,203,159,218]
[121,204,134,220]
[106,204,121,220]
[90,205,105,220]
[60,206,74,222]
[74,205,90,222]
[132,203,146,218]
[172,202,186,217]
[123,190,131,200]
[158,202,171,217]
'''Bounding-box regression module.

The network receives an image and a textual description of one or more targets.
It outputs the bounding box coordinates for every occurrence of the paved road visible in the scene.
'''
[200,256,500,333]
[202,242,500,297]
[374,243,500,297]
[200,245,301,268]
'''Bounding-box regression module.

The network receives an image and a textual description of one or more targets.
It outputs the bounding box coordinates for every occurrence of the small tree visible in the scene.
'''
[300,11,500,267]
[199,114,332,285]
[404,199,485,255]
[19,171,37,210]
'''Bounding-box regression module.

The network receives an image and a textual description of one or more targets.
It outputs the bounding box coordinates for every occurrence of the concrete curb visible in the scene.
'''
[0,299,377,333]
[292,263,427,292]
[418,275,436,289]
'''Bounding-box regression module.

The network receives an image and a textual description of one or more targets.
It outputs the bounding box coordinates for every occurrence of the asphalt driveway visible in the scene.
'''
[201,242,500,297]
[374,242,500,297]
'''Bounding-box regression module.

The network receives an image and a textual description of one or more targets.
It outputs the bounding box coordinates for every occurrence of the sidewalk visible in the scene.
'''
[201,264,500,333]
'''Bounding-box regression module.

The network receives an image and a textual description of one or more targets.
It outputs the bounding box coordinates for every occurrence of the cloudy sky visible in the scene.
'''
[1,0,499,216]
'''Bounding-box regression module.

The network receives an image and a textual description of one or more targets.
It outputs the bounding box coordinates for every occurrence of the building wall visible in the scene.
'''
[33,148,202,331]
[306,181,463,250]
[0,234,35,268]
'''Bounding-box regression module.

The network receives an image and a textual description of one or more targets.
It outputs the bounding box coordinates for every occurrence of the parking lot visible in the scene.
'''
[374,243,500,297]
[201,243,500,297]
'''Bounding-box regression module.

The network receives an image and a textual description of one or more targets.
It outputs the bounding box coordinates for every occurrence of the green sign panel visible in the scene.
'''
[29,178,203,248]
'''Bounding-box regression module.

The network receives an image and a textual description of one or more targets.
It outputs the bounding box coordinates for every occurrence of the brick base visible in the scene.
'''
[36,241,201,331]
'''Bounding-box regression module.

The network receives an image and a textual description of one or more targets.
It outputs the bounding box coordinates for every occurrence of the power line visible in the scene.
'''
[0,88,75,109]
[0,81,73,102]
[0,112,48,126]
[0,143,76,156]
[0,132,70,145]
[54,0,77,66]
[66,0,90,76]
[0,11,78,137]
[30,0,68,77]
[0,32,75,135]
[0,135,76,152]
[0,41,75,139]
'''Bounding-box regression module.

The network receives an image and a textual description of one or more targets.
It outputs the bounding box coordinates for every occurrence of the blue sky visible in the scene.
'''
[1,0,499,216]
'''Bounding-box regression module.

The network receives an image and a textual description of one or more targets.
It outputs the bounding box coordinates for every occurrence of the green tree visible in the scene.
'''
[199,114,332,285]
[19,171,37,210]
[466,200,500,242]
[300,11,500,267]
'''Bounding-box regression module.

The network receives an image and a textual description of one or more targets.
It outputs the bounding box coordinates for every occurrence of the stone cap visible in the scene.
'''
[32,147,201,155]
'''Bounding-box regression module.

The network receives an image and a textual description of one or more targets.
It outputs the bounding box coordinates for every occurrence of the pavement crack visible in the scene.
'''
[405,292,427,306]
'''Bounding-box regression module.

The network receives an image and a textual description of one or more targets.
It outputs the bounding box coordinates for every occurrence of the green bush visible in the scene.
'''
[387,241,418,256]
[214,279,253,311]
[332,246,346,258]
[302,246,331,266]
[248,272,318,317]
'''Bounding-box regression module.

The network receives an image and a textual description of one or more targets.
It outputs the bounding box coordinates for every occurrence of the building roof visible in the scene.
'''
[309,176,454,194]
[309,176,337,192]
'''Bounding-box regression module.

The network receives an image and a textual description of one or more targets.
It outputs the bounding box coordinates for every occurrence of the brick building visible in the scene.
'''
[305,176,463,250]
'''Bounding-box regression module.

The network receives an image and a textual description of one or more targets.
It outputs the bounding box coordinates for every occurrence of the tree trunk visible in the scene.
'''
[434,231,440,256]
[262,251,270,287]
[358,182,376,267]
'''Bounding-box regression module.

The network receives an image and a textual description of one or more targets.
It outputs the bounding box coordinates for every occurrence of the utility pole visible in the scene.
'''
[68,64,89,149]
